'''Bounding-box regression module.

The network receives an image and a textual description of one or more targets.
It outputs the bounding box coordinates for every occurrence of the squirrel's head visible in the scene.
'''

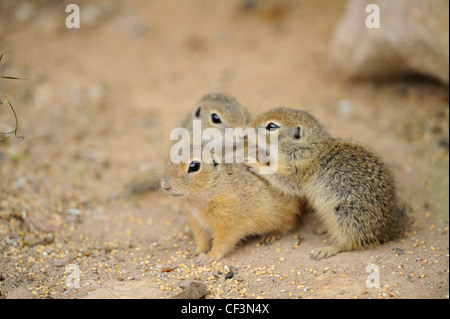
[247,108,331,168]
[161,146,222,198]
[193,93,251,131]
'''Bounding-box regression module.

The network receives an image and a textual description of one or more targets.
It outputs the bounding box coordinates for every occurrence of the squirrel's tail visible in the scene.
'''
[390,199,414,240]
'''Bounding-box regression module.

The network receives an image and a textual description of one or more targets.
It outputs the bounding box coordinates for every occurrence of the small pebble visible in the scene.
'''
[66,208,81,216]
[393,248,405,255]
[225,271,234,280]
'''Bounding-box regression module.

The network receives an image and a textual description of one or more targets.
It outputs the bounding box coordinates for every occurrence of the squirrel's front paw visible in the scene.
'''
[195,252,219,265]
[310,246,341,260]
[260,232,282,245]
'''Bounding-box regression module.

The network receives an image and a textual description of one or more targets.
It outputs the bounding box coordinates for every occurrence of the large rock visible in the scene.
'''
[329,0,449,85]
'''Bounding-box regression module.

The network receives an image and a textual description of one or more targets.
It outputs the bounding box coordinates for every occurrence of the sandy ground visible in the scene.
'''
[0,0,448,299]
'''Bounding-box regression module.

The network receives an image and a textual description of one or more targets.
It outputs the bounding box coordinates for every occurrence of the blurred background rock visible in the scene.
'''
[329,0,449,86]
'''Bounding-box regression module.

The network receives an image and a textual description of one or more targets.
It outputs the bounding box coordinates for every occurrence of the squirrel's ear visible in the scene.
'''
[294,126,305,140]
[195,106,201,118]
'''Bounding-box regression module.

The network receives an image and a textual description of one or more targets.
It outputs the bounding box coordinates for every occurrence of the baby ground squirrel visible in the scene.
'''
[244,107,412,260]
[161,147,301,262]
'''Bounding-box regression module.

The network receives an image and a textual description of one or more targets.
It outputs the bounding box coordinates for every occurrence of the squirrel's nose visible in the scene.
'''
[161,178,171,191]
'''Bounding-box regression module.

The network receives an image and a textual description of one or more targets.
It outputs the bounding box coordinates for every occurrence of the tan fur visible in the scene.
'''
[245,108,412,260]
[161,148,302,262]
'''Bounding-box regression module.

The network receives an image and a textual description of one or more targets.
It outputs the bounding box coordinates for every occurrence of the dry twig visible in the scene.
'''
[0,52,26,142]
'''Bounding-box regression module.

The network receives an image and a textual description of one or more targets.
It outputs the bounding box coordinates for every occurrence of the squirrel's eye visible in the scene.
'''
[188,161,201,173]
[266,123,279,131]
[211,113,222,124]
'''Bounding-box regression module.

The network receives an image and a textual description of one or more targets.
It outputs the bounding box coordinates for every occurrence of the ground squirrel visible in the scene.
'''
[161,147,301,262]
[244,107,412,260]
